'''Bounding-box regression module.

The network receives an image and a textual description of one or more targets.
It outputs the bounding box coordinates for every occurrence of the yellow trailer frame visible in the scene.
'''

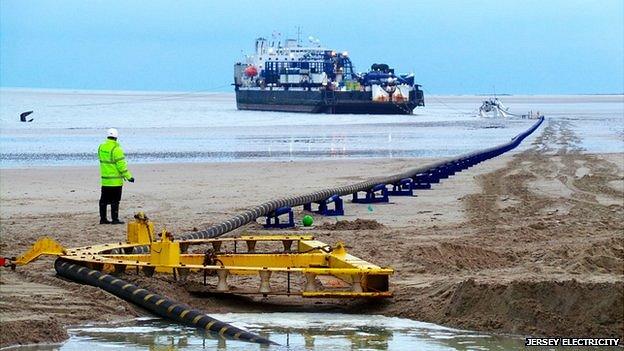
[10,216,393,298]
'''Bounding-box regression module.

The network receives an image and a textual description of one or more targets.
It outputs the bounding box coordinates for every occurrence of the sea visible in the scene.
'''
[2,89,621,168]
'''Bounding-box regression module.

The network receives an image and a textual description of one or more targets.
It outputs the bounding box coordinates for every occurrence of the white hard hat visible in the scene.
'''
[107,128,119,138]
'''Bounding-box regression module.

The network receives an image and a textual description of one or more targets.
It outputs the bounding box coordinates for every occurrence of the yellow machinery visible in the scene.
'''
[6,213,393,298]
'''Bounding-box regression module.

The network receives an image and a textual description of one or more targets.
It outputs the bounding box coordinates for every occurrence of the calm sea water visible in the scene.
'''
[5,89,620,168]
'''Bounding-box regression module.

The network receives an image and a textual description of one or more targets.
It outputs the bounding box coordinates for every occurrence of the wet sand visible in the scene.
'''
[1,118,623,347]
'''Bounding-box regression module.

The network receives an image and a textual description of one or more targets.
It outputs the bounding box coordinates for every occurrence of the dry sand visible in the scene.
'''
[1,118,623,347]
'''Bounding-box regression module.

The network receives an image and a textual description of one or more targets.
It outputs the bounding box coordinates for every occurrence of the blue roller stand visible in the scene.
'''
[412,174,432,190]
[388,178,414,196]
[318,194,344,216]
[427,171,441,183]
[352,184,389,203]
[457,160,469,170]
[444,164,457,176]
[435,167,450,179]
[304,194,344,216]
[264,206,295,228]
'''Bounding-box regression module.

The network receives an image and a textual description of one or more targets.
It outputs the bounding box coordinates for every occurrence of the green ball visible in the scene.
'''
[302,215,314,227]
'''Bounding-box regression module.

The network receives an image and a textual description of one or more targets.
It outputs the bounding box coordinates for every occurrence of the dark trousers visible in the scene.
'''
[99,186,123,221]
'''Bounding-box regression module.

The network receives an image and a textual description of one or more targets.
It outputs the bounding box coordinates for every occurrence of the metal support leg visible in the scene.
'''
[211,241,222,252]
[259,270,272,294]
[304,272,317,292]
[352,274,363,292]
[216,269,229,292]
[246,240,256,253]
[282,240,293,251]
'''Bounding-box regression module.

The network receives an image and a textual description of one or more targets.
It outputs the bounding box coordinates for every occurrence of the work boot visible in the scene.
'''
[111,202,125,225]
[99,203,110,224]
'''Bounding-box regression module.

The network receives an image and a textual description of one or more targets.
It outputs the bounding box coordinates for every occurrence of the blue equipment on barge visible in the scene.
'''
[234,36,425,114]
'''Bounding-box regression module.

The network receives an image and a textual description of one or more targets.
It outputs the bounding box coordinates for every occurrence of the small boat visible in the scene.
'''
[478,98,509,118]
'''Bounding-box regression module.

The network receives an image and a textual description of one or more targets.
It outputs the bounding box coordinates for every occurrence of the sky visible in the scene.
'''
[1,0,623,94]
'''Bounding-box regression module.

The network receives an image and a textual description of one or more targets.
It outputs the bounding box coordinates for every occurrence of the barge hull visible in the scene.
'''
[235,89,424,115]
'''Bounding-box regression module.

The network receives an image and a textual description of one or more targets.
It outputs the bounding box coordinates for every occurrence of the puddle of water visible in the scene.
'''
[9,313,527,351]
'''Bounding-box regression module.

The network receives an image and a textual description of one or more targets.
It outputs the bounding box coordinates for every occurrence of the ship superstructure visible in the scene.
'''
[233,36,424,114]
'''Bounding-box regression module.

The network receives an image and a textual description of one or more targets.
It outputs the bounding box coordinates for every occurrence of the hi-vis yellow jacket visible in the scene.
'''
[98,139,132,187]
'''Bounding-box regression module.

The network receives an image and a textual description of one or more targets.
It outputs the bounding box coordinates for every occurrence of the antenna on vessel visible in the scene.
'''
[297,26,302,46]
[271,30,282,47]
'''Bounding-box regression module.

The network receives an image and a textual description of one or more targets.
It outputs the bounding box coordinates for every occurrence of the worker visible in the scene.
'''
[98,128,134,224]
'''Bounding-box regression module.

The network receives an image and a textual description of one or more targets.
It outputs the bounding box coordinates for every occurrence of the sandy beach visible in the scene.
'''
[0,116,622,347]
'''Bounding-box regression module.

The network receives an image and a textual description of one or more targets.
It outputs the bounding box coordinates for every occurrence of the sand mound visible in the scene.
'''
[442,279,624,337]
[319,218,385,230]
[407,242,514,272]
[544,237,624,275]
[0,319,68,348]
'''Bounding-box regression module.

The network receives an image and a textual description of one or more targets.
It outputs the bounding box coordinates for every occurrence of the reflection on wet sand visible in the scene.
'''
[62,315,528,351]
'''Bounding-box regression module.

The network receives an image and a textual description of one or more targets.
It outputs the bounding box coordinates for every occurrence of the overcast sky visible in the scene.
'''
[1,0,622,94]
